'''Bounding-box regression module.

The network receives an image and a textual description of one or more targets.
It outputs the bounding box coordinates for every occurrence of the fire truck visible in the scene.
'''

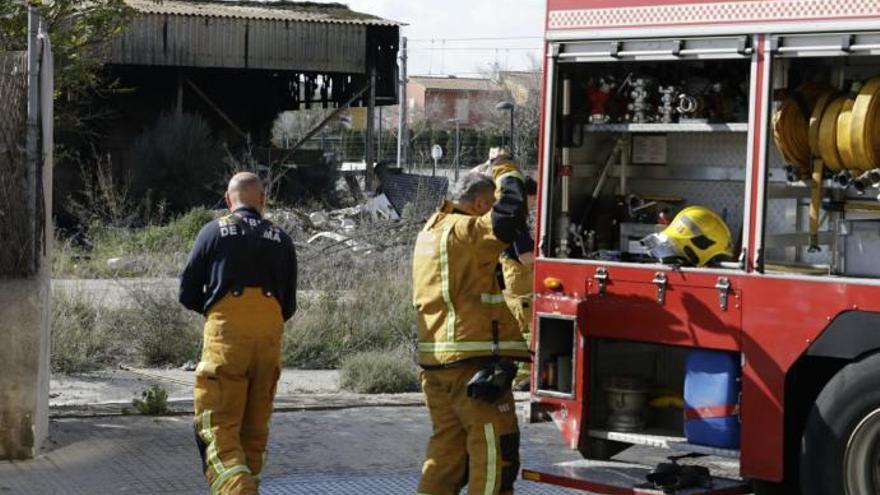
[525,1,880,493]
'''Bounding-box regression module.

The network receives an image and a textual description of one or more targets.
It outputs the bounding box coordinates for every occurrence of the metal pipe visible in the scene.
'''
[397,36,408,170]
[561,77,572,214]
[620,134,630,195]
[556,76,573,258]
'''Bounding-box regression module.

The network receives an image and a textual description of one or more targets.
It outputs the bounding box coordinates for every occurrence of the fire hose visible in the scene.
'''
[775,77,880,251]
[773,82,829,180]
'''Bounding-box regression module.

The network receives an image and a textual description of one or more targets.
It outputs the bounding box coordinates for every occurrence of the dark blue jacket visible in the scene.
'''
[179,206,298,321]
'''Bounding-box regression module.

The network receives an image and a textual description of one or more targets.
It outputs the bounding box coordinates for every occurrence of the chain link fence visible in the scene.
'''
[0,51,30,276]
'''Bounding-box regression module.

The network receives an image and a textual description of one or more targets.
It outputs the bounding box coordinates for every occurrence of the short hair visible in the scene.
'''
[450,173,495,204]
[524,176,538,196]
[227,172,263,194]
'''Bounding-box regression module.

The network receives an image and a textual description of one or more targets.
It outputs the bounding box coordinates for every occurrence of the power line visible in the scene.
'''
[409,36,543,43]
[409,47,541,52]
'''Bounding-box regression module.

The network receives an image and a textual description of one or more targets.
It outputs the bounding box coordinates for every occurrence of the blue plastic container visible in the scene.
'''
[684,349,741,449]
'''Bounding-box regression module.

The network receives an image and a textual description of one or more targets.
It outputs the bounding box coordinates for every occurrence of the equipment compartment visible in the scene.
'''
[764,42,880,278]
[544,52,752,269]
[588,339,688,436]
[535,315,577,396]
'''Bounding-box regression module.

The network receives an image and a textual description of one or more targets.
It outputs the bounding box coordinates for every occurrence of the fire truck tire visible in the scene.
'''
[799,353,880,495]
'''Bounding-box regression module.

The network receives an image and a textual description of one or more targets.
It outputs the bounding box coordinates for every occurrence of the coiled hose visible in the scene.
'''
[773,82,830,180]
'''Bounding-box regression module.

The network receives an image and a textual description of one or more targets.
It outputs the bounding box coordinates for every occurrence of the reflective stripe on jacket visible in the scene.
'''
[413,199,529,367]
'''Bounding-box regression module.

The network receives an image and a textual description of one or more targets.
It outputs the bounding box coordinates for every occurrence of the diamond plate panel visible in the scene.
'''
[261,473,580,494]
[629,179,746,241]
[667,133,748,169]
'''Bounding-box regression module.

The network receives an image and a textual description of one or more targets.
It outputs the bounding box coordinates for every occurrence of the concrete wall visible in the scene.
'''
[0,276,50,459]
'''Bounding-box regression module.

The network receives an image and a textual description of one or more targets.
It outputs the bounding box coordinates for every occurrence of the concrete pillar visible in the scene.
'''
[0,277,51,459]
[0,6,51,460]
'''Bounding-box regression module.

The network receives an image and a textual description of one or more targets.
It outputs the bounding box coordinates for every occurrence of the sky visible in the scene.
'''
[315,0,547,77]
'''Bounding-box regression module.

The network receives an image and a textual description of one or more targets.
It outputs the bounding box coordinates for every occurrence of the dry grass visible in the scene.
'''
[51,287,201,373]
[340,346,420,394]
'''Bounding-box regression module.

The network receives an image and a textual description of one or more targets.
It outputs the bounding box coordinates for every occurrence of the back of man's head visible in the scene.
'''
[226,172,265,212]
[450,173,495,215]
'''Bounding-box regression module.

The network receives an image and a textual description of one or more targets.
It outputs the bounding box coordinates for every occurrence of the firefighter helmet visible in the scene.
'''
[641,206,734,267]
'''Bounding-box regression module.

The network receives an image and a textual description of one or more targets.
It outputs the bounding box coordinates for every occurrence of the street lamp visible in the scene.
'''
[495,101,515,156]
[447,118,461,180]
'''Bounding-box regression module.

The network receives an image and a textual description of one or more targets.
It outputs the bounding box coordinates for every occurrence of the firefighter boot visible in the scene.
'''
[418,362,521,495]
[194,288,283,495]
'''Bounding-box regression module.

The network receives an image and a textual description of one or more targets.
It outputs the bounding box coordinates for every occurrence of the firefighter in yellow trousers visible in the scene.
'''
[475,151,539,387]
[413,169,531,495]
[501,176,538,387]
[180,173,298,495]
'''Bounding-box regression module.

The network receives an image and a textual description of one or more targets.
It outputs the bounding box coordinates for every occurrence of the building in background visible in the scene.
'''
[406,76,504,127]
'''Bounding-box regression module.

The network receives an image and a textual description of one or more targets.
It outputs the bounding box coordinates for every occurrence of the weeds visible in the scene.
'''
[340,347,420,394]
[54,207,215,278]
[282,243,417,369]
[51,291,129,373]
[132,385,169,415]
[51,288,201,372]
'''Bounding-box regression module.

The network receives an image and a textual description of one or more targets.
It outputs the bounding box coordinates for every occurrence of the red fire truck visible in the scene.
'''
[525,1,880,493]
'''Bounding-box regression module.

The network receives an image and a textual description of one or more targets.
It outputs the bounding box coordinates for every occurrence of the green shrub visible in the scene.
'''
[132,385,170,415]
[54,207,216,278]
[340,347,419,394]
[129,112,224,213]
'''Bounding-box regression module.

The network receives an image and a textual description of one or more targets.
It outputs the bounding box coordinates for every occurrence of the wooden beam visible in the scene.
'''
[280,81,371,160]
[183,77,247,140]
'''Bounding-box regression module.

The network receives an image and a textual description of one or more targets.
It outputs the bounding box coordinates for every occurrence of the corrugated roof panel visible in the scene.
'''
[109,13,368,72]
[124,0,402,26]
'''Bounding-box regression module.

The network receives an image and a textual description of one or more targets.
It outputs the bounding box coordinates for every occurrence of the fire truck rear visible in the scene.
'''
[526,1,880,493]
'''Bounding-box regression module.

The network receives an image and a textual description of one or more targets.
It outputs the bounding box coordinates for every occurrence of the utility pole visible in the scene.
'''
[397,36,408,171]
[365,65,377,191]
[448,119,461,181]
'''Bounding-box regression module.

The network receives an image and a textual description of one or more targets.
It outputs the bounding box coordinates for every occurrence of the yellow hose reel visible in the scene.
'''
[773,82,829,180]
[775,77,880,179]
[773,77,880,251]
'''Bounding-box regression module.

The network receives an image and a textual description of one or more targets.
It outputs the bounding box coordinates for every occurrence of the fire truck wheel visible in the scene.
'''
[800,353,880,495]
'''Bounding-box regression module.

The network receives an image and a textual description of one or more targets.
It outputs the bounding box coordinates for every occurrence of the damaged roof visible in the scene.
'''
[123,0,403,26]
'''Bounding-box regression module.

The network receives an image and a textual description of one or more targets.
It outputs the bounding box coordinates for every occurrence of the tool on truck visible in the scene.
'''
[524,1,880,494]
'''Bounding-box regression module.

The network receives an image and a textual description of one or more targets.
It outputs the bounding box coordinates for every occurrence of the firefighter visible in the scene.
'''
[179,172,297,495]
[474,151,538,387]
[641,205,734,267]
[413,170,531,495]
[501,176,539,388]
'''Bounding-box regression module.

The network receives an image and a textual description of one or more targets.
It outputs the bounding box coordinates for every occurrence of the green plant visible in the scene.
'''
[340,347,419,394]
[129,112,224,213]
[54,206,216,278]
[132,385,169,415]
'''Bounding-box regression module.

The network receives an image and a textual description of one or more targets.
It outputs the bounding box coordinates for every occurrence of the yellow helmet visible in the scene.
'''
[641,206,734,267]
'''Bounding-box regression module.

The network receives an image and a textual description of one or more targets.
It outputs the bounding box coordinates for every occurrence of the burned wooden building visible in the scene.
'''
[91,0,400,210]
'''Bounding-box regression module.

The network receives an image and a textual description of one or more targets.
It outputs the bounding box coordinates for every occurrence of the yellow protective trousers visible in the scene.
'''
[194,288,283,495]
[501,257,534,386]
[418,362,520,495]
